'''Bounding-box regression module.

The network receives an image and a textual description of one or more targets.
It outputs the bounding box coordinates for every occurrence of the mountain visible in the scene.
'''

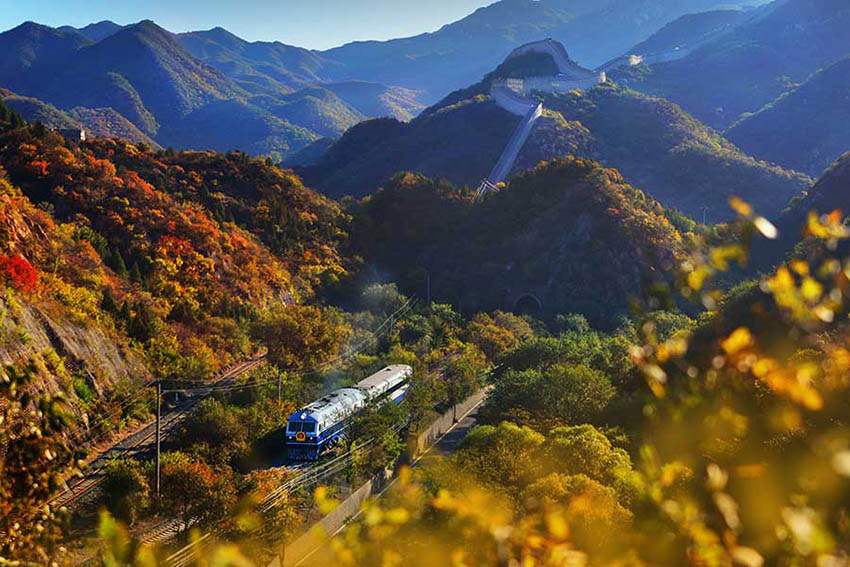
[0,21,90,81]
[0,20,322,156]
[248,87,363,137]
[0,20,431,158]
[347,157,683,326]
[623,9,749,60]
[532,82,810,222]
[749,151,850,272]
[322,81,423,121]
[725,56,850,177]
[40,20,241,135]
[777,152,850,238]
[299,64,810,222]
[176,27,339,94]
[298,104,522,199]
[59,20,123,42]
[1,88,161,147]
[176,30,424,122]
[318,0,764,103]
[612,0,850,129]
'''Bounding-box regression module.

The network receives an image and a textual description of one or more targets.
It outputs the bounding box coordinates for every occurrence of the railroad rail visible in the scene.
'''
[47,357,265,511]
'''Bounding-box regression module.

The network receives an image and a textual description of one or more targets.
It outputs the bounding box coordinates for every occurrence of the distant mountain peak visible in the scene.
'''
[69,20,123,42]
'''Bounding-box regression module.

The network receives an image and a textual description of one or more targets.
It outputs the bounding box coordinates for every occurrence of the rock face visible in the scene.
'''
[0,295,149,421]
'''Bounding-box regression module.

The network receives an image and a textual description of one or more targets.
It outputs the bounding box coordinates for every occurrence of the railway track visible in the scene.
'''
[48,357,265,512]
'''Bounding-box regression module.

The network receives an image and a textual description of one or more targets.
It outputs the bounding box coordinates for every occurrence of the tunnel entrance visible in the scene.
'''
[514,293,542,316]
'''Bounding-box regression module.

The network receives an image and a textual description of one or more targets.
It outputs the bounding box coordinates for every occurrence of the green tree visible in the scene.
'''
[129,262,143,286]
[361,283,407,317]
[441,342,487,410]
[100,286,119,314]
[118,301,131,324]
[543,425,636,505]
[467,311,533,360]
[481,364,615,430]
[127,302,159,343]
[101,459,150,525]
[9,112,24,129]
[454,422,545,495]
[110,248,129,279]
[178,398,250,467]
[521,473,632,553]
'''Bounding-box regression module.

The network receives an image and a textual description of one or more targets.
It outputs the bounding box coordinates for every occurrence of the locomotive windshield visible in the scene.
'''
[303,423,316,433]
[287,422,302,433]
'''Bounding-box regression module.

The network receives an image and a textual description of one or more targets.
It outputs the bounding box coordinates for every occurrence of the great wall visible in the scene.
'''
[476,35,703,199]
[476,39,606,199]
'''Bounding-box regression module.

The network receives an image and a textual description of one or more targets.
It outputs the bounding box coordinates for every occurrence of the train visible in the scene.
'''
[285,364,413,460]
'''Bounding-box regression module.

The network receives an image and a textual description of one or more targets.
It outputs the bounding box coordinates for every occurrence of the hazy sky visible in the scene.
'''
[1,0,497,50]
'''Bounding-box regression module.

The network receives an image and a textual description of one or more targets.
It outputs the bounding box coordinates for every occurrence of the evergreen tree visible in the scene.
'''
[129,262,143,286]
[10,112,24,129]
[100,287,119,314]
[118,301,131,323]
[32,121,47,138]
[128,302,157,342]
[111,249,129,279]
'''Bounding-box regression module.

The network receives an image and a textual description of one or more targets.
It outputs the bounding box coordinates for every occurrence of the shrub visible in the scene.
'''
[0,254,37,292]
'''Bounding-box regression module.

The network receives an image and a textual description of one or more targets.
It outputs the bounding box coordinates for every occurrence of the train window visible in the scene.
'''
[303,422,316,433]
[288,422,303,432]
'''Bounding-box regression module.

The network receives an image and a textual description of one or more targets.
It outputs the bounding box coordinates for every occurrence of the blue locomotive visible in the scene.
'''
[286,365,412,460]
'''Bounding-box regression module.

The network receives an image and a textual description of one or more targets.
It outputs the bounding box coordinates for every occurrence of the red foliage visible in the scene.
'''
[26,159,49,177]
[0,254,38,292]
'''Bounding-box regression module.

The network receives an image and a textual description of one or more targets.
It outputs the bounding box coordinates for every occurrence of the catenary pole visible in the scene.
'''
[156,380,161,497]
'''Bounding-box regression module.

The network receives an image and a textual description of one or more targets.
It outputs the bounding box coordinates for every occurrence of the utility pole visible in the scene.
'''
[277,373,282,407]
[155,379,161,497]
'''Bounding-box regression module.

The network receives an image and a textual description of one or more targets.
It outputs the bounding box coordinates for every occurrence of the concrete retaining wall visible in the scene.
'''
[410,388,489,458]
[270,475,382,567]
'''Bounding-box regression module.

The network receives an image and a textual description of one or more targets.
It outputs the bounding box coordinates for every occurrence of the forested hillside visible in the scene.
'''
[300,79,810,222]
[0,21,423,160]
[319,0,761,101]
[347,157,683,326]
[0,101,350,441]
[1,88,160,148]
[726,56,850,177]
[612,0,850,129]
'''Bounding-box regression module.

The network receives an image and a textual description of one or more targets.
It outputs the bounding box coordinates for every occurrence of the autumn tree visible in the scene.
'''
[154,451,236,532]
[252,303,352,369]
[177,398,250,467]
[0,253,38,292]
[520,473,632,553]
